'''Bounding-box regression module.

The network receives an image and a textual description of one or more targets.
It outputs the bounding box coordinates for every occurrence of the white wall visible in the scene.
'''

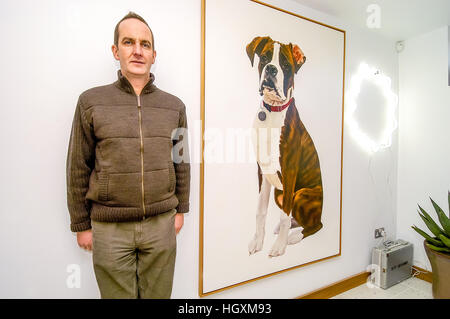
[396,26,450,271]
[0,0,399,298]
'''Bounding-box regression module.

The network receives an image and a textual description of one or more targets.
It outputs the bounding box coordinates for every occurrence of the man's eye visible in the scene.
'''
[124,40,132,45]
[143,43,151,48]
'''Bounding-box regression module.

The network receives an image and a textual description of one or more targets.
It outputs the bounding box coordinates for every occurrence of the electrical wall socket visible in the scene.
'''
[375,228,385,238]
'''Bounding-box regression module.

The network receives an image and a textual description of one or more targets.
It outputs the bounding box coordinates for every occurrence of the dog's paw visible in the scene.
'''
[268,237,288,257]
[288,229,304,245]
[248,235,264,255]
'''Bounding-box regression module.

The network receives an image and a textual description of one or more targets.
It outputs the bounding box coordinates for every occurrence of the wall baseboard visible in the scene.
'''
[412,265,432,283]
[297,265,433,299]
[297,271,370,299]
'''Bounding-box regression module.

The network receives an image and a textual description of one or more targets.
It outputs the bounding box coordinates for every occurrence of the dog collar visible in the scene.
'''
[262,98,294,112]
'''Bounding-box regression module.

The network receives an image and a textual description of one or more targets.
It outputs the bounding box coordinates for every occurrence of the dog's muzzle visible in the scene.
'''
[260,64,283,98]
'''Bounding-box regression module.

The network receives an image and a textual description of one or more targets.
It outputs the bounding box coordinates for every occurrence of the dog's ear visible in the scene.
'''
[291,44,306,73]
[246,36,271,67]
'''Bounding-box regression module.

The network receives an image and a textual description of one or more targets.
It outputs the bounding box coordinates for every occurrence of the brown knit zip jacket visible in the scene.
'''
[66,71,190,232]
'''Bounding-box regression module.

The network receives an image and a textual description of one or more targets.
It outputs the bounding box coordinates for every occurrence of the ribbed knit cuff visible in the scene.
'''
[70,219,92,233]
[176,202,190,214]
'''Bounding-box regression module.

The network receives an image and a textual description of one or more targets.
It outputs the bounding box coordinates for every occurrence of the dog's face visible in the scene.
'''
[246,36,306,105]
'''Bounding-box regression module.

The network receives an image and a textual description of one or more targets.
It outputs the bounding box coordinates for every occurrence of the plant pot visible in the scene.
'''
[424,240,450,299]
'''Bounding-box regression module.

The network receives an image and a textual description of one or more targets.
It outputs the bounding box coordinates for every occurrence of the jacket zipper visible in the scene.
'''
[137,95,146,220]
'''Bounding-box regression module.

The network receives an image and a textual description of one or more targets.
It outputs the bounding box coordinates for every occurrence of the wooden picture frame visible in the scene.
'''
[199,0,346,296]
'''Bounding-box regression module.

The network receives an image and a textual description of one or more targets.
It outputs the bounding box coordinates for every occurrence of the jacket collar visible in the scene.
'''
[114,70,156,95]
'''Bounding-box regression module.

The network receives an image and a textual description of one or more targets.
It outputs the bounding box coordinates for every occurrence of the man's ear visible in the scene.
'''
[111,44,119,61]
[291,44,306,74]
[246,36,271,67]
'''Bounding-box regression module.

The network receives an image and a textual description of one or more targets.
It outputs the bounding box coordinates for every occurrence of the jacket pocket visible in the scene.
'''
[97,172,109,202]
[144,168,174,204]
[86,169,108,202]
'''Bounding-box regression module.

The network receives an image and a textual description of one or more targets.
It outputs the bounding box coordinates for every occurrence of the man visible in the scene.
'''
[66,12,190,299]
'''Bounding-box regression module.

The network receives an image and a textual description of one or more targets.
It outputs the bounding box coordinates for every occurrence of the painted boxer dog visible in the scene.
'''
[246,36,323,257]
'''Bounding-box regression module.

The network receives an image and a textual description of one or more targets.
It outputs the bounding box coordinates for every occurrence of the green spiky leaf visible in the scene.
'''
[418,205,445,237]
[438,234,450,248]
[430,197,450,236]
[411,226,445,246]
[426,242,450,253]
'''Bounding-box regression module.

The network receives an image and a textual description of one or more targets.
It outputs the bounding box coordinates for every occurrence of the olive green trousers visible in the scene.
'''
[92,208,177,299]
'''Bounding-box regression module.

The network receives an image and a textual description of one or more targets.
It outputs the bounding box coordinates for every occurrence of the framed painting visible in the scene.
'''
[200,0,345,296]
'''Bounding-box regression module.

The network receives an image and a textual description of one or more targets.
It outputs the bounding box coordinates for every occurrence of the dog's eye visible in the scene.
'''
[260,56,268,64]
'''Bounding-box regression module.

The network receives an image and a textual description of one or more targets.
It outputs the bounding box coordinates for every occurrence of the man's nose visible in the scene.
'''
[133,43,143,55]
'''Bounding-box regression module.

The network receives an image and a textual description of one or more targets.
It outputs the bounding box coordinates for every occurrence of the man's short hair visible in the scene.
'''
[114,11,155,50]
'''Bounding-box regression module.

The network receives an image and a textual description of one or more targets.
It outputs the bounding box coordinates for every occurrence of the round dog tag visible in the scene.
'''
[258,111,266,121]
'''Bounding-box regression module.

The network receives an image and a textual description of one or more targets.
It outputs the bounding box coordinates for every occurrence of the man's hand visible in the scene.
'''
[77,229,93,251]
[175,213,184,235]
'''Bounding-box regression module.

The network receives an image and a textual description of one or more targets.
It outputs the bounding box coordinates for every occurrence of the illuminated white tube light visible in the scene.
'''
[346,63,398,154]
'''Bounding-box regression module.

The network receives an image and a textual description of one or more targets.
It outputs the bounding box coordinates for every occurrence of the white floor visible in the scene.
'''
[332,277,433,299]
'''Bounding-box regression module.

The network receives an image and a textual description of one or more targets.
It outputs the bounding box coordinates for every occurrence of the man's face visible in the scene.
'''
[112,18,156,79]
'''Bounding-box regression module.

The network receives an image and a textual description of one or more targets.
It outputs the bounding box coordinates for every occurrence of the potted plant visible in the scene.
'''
[411,192,450,299]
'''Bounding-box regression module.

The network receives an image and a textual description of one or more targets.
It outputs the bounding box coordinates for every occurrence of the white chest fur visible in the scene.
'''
[252,104,287,190]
